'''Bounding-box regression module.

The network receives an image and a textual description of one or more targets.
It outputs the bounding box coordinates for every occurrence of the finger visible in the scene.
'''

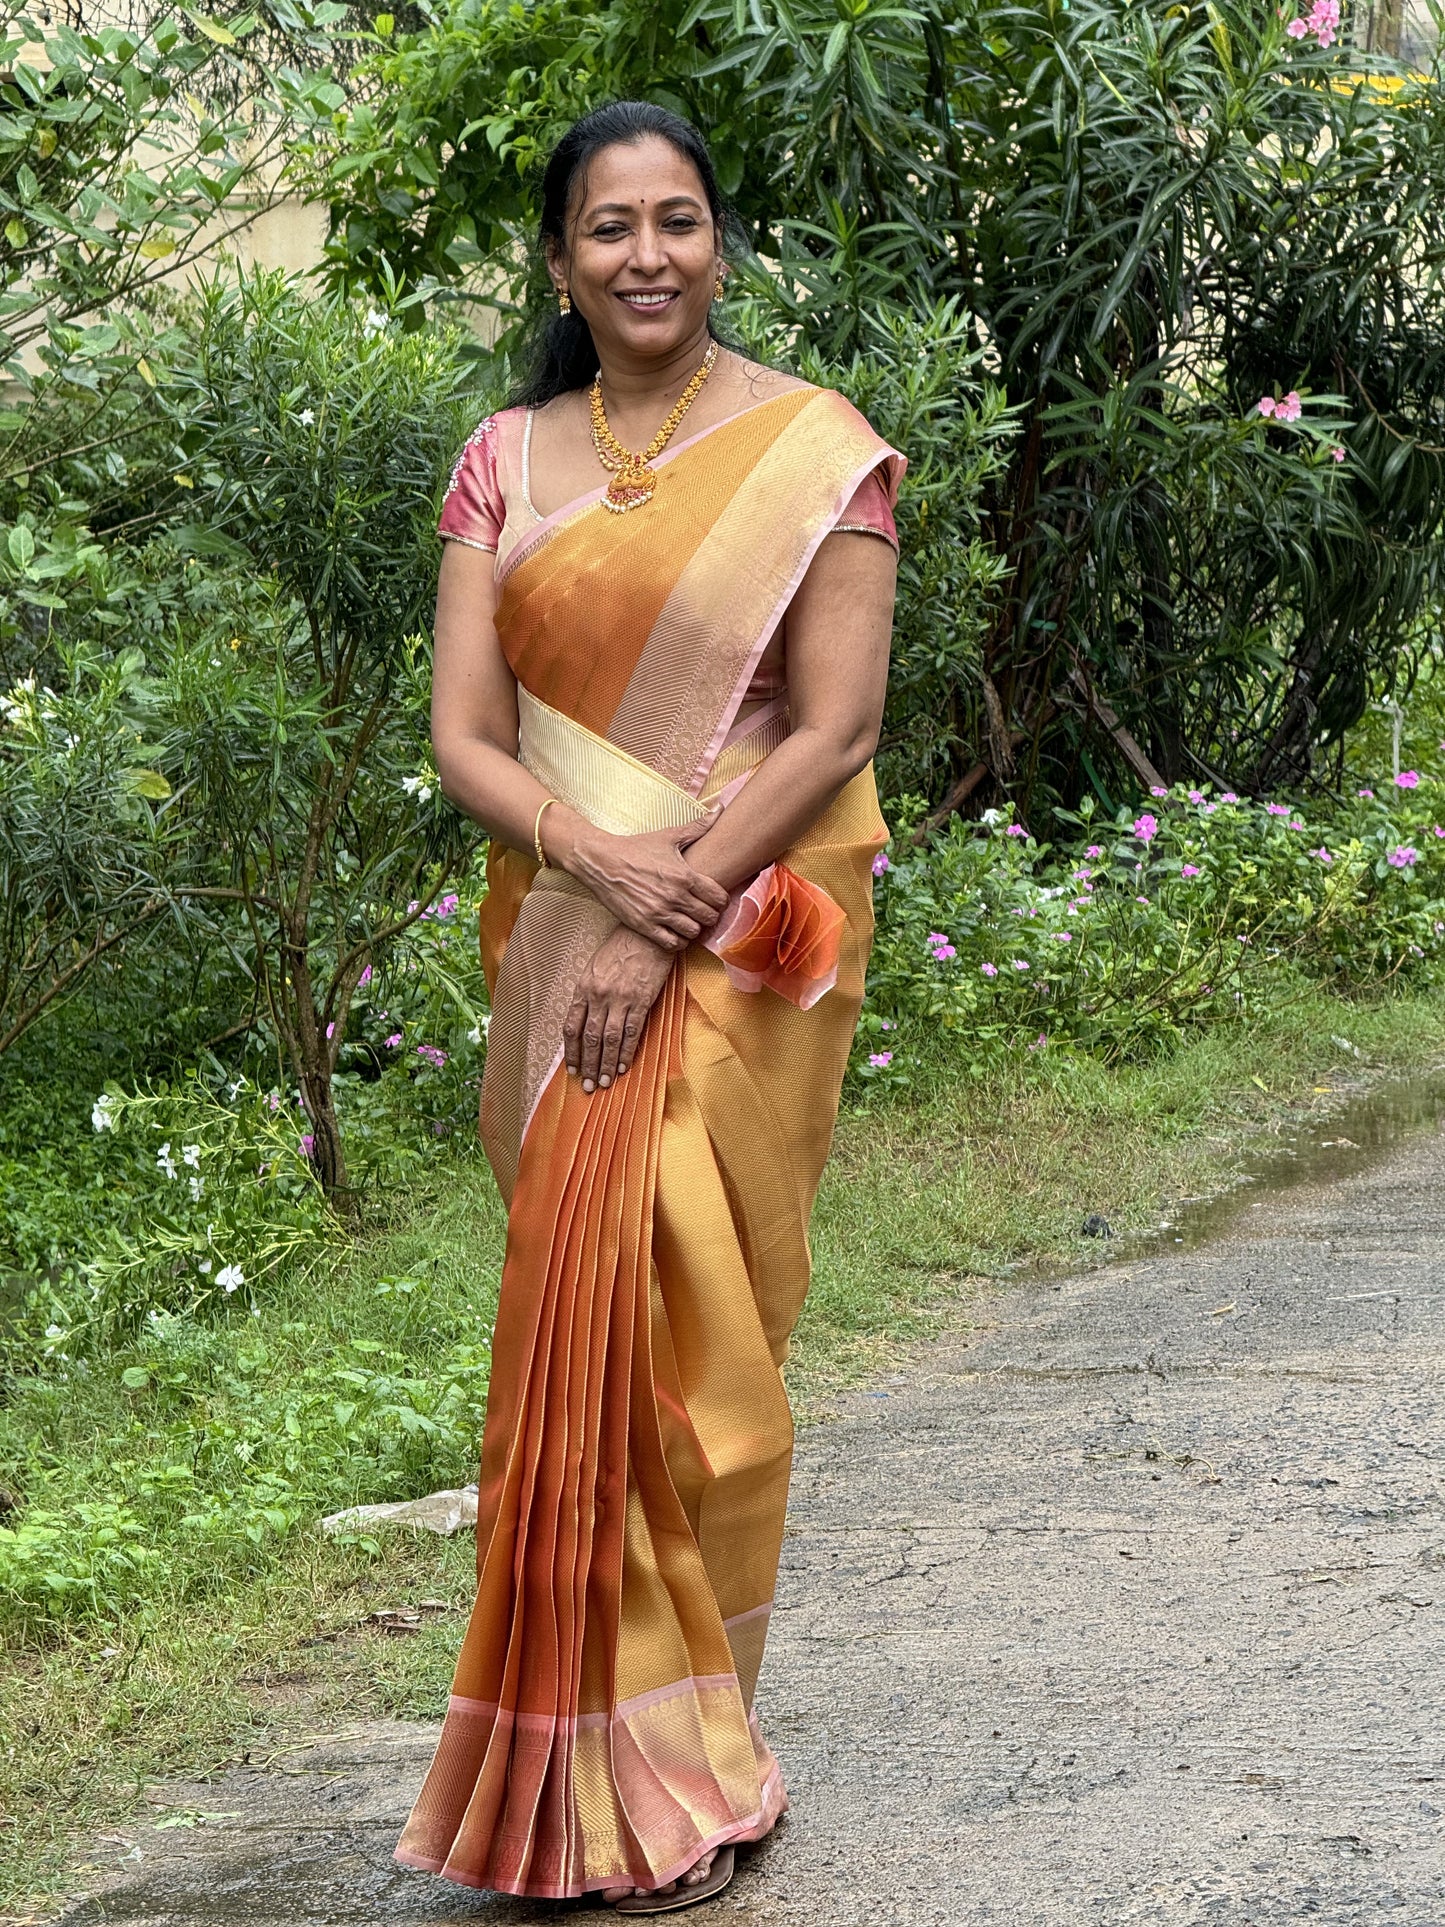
[683,871,730,913]
[673,806,722,850]
[649,921,687,951]
[665,914,703,944]
[580,1002,606,1092]
[596,1003,627,1089]
[616,1003,647,1076]
[564,993,588,1076]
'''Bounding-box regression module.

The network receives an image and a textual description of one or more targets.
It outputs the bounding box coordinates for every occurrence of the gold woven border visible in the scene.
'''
[517,686,708,835]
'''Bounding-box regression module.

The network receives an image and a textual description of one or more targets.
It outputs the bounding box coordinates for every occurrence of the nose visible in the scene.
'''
[628,216,668,277]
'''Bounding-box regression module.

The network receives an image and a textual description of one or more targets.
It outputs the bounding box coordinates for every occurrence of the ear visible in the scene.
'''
[544,240,567,295]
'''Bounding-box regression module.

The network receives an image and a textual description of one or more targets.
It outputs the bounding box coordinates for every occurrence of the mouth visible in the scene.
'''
[615,289,680,312]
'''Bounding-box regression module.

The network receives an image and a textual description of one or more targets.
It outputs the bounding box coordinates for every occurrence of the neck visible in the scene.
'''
[593,326,716,411]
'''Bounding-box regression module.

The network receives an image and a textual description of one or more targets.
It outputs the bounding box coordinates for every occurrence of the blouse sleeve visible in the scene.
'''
[439,417,504,554]
[832,464,898,552]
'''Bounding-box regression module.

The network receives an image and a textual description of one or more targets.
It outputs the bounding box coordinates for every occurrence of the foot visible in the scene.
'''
[603,1847,716,1905]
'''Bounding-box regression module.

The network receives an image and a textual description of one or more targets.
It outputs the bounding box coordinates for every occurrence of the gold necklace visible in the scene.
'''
[588,341,719,513]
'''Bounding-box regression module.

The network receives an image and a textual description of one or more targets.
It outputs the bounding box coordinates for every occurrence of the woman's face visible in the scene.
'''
[552,135,721,367]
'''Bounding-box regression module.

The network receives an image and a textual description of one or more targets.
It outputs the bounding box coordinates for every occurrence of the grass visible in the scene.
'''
[4,985,1445,1914]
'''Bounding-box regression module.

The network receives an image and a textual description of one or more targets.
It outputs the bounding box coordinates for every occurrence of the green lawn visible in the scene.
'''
[4,987,1445,1913]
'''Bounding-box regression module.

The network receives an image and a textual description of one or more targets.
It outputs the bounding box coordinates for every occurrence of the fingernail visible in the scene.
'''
[582,1079,594,1093]
[598,1075,611,1088]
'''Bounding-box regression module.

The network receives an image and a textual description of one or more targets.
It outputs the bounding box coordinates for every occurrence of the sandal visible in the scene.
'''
[612,1845,736,1914]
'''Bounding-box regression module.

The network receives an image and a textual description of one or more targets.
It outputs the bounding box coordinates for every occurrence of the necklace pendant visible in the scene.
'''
[603,461,657,513]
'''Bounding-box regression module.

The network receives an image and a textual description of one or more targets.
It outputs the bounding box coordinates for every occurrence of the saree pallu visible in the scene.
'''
[396,388,902,1899]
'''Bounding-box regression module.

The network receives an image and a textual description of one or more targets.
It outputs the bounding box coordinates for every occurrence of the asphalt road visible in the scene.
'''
[60,1100,1445,1926]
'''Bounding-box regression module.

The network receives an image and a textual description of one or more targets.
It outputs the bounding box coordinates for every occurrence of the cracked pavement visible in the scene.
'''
[59,1100,1445,1925]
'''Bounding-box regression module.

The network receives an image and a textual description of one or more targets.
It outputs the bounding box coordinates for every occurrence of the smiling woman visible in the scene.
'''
[396,101,903,1914]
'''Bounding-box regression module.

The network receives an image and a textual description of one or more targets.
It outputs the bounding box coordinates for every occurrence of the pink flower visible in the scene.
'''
[435,892,460,918]
[1285,15,1309,35]
[1395,770,1420,789]
[1181,864,1201,878]
[1028,1033,1048,1051]
[1051,930,1072,943]
[880,1018,896,1030]
[1313,847,1333,863]
[358,964,372,988]
[1187,790,1204,804]
[300,1133,315,1158]
[1276,391,1303,422]
[1012,959,1030,971]
[1357,789,1375,799]
[1387,846,1419,869]
[927,932,947,944]
[980,962,998,977]
[1085,844,1103,859]
[871,852,891,876]
[1005,823,1027,838]
[416,1043,449,1067]
[931,943,957,962]
[1133,812,1158,844]
[384,1032,402,1049]
[1221,792,1240,804]
[1257,395,1278,415]
[1136,895,1151,905]
[1331,445,1345,463]
[325,1022,335,1039]
[867,1051,893,1068]
[1288,819,1306,832]
[1434,827,1445,839]
[407,899,420,915]
[1266,802,1290,815]
[1150,785,1168,798]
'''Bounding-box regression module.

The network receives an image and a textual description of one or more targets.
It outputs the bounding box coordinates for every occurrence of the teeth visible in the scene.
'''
[621,292,674,306]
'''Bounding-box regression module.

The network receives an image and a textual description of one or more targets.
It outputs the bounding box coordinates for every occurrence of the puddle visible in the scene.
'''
[1135,1059,1445,1256]
[1003,1060,1445,1285]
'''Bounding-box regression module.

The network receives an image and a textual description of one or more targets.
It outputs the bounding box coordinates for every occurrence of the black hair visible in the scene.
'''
[507,101,746,409]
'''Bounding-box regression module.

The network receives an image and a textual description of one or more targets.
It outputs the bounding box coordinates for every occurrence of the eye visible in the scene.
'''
[590,222,629,240]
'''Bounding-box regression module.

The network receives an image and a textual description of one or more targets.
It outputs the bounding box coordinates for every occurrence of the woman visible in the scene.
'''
[395,101,903,1913]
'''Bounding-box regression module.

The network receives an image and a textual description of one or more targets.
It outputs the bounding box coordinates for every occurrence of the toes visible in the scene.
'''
[683,1852,716,1886]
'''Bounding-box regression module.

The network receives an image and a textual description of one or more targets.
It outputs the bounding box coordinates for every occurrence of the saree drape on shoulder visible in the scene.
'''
[396,387,903,1899]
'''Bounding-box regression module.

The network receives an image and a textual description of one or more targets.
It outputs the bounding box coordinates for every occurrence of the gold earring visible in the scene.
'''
[558,287,572,315]
[713,272,726,301]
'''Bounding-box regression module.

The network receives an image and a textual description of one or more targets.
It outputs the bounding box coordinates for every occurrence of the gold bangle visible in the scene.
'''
[533,796,558,868]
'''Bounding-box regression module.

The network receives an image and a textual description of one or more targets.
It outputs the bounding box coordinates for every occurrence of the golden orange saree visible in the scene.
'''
[396,387,901,1899]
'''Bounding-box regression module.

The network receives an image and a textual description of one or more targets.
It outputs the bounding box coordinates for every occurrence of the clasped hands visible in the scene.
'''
[562,814,728,1093]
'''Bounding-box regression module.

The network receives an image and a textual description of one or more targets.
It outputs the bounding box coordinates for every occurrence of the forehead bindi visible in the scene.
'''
[575,138,709,224]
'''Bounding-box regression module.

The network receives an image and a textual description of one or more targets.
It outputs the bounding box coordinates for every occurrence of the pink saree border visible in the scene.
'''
[687,431,906,798]
[392,1756,786,1899]
[441,1669,744,1736]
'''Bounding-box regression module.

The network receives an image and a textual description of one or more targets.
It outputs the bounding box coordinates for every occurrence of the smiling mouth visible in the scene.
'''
[616,290,679,310]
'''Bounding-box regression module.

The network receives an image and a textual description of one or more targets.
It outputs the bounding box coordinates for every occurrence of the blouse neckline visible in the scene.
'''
[518,387,815,527]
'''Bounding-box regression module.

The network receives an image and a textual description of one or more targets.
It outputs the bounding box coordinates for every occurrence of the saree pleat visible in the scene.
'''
[397,389,901,1898]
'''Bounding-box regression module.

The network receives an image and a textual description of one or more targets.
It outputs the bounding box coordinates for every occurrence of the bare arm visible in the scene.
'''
[682,529,897,891]
[430,543,728,947]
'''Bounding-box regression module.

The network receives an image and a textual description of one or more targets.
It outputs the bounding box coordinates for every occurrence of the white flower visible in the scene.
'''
[980,807,1003,826]
[182,1143,201,1168]
[188,1174,205,1201]
[197,1258,213,1275]
[227,1078,244,1100]
[156,1141,178,1180]
[216,1263,244,1294]
[92,1093,118,1132]
[298,407,315,426]
[363,308,387,335]
[45,1322,64,1337]
[467,1013,491,1044]
[401,774,433,802]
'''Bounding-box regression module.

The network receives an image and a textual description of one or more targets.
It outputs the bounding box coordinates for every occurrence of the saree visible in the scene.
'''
[395,386,903,1899]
